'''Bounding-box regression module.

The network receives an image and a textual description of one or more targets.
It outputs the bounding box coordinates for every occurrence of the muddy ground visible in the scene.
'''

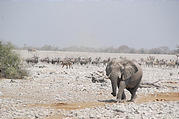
[0,50,179,119]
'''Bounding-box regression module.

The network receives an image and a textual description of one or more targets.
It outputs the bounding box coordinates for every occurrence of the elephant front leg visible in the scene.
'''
[116,81,126,103]
[122,92,126,100]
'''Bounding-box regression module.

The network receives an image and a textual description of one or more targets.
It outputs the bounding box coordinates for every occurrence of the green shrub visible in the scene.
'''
[0,41,27,79]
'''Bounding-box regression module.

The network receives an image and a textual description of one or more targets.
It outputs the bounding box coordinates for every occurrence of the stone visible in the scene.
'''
[0,91,3,96]
[89,113,95,118]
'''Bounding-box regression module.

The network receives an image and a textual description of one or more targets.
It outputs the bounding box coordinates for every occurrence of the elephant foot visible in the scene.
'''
[122,97,126,100]
[111,92,116,97]
[128,95,137,102]
[116,99,126,103]
[127,99,135,103]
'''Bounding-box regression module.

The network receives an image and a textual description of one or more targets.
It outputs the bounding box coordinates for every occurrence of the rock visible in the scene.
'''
[82,88,87,91]
[89,113,95,118]
[92,77,97,83]
[113,109,125,113]
[38,65,46,68]
[91,77,106,83]
[76,76,80,80]
[0,91,3,96]
[74,112,78,117]
[49,72,55,74]
[10,79,16,83]
[45,87,49,90]
[101,83,107,87]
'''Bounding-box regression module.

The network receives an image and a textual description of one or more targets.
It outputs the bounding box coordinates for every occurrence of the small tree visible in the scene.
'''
[0,41,27,79]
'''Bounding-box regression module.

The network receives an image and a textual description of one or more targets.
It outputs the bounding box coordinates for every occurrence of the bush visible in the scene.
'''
[0,41,27,79]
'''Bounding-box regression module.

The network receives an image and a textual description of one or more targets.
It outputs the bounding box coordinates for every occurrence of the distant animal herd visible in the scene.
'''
[25,55,179,69]
[140,56,179,68]
[25,56,110,68]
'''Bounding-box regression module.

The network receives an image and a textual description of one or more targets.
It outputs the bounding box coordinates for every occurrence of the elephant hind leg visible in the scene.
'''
[127,80,141,101]
[127,87,137,102]
[130,88,138,101]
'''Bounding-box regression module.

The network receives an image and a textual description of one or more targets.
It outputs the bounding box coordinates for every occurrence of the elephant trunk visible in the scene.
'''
[110,73,118,97]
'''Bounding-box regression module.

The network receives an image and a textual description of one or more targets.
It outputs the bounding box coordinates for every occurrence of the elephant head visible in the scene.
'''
[106,59,138,97]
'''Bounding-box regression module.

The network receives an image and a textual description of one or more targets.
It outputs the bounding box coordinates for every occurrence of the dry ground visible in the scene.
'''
[0,50,179,119]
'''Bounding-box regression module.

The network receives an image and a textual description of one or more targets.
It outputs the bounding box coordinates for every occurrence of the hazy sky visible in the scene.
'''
[0,0,179,49]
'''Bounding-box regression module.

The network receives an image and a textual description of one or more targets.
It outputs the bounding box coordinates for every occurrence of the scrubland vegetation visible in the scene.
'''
[0,41,27,79]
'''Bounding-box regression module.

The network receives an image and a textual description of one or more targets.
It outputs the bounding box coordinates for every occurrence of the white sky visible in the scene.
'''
[0,0,179,49]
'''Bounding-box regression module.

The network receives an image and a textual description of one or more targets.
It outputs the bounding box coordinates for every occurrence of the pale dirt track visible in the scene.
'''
[28,92,179,110]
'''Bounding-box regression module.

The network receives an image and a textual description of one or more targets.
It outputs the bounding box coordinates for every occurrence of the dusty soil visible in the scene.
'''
[0,50,179,119]
[136,92,179,103]
[26,92,179,111]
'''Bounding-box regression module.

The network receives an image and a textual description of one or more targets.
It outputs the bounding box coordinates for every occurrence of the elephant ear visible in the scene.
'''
[105,60,113,76]
[121,61,138,80]
[105,65,111,76]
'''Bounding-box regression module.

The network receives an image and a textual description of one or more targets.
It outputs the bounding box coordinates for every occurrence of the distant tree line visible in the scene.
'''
[17,44,59,51]
[16,44,179,54]
[60,45,179,54]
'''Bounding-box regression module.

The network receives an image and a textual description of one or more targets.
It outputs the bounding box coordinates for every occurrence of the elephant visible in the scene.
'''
[106,58,143,103]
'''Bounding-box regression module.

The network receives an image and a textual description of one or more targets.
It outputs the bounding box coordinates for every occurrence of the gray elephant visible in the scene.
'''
[106,58,143,103]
